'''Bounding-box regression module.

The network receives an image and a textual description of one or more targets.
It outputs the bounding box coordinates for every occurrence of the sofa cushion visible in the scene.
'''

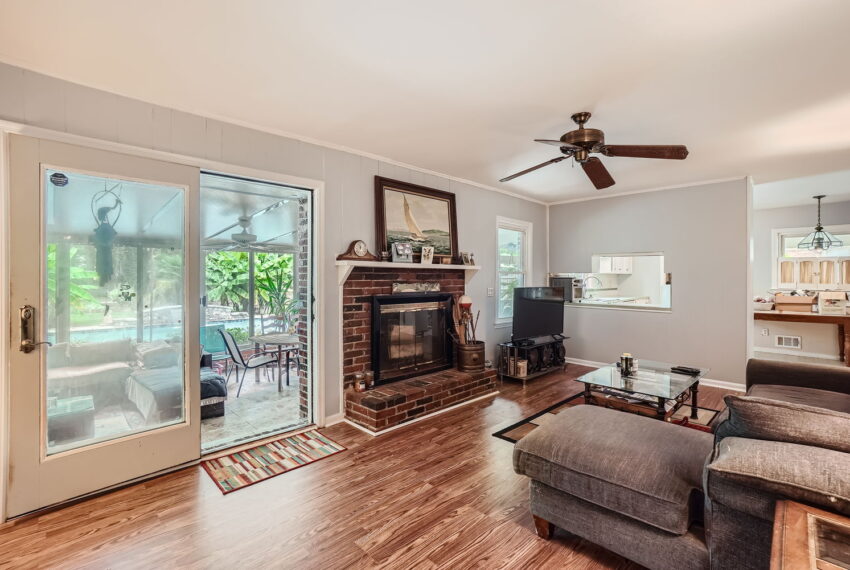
[513,405,713,535]
[706,436,850,520]
[69,339,134,366]
[47,362,133,404]
[126,368,183,423]
[748,383,850,414]
[714,394,850,454]
[136,341,179,369]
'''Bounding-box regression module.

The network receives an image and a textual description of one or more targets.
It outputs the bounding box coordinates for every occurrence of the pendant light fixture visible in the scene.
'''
[797,195,842,252]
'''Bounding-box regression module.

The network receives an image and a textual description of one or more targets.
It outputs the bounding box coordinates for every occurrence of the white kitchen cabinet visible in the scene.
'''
[777,260,797,289]
[612,256,633,274]
[775,257,849,290]
[597,256,613,273]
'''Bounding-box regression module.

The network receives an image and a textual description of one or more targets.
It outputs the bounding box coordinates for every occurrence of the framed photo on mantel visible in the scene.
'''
[374,176,459,263]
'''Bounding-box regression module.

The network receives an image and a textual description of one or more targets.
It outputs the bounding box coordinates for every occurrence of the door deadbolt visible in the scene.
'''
[19,304,52,353]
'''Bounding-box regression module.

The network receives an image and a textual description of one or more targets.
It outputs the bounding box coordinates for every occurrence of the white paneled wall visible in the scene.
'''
[0,62,547,418]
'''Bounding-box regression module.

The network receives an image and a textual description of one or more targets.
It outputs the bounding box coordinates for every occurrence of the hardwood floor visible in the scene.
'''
[0,365,733,569]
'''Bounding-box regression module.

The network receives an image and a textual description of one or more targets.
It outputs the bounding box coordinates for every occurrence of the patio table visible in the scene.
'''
[248,333,299,391]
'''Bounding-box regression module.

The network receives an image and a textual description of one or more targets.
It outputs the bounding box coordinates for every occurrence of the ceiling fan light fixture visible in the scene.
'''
[797,195,842,252]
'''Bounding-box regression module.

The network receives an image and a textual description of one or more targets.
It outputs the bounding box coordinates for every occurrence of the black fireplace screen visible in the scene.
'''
[371,293,453,385]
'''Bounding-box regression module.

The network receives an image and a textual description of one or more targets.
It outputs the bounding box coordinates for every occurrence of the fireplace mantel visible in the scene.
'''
[336,259,480,285]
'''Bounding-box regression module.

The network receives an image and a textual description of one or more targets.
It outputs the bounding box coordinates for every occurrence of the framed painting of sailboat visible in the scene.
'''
[374,177,459,262]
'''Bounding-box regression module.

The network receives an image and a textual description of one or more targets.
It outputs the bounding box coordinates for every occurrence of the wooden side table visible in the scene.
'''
[771,500,850,569]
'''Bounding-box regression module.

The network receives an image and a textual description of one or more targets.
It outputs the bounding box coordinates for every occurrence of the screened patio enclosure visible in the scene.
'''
[43,168,314,456]
[199,172,313,452]
[44,168,188,454]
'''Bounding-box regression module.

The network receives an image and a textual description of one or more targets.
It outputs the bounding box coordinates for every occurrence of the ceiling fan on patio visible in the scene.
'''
[219,216,296,251]
[500,112,689,189]
[205,200,295,251]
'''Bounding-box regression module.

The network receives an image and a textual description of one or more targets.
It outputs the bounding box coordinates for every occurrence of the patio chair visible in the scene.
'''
[218,329,279,398]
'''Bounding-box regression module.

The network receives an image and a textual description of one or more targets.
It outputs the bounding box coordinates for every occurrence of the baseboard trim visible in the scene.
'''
[753,347,841,361]
[564,358,746,392]
[343,391,499,437]
[322,413,345,427]
[564,357,607,368]
[700,378,746,392]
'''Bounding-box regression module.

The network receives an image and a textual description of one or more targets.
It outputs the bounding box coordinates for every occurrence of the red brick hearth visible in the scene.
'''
[341,266,465,388]
[345,368,497,433]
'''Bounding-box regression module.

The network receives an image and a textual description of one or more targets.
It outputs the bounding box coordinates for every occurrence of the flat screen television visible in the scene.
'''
[511,287,565,342]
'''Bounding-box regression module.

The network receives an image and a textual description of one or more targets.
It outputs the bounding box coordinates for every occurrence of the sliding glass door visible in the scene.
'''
[199,173,313,452]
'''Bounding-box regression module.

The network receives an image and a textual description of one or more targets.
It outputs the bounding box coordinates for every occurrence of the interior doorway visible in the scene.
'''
[199,172,314,453]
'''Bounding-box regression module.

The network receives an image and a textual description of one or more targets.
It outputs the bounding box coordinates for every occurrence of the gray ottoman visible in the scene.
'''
[513,405,714,570]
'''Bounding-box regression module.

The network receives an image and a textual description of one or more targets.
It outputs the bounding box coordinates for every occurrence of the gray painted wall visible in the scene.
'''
[752,200,850,295]
[0,62,548,419]
[549,180,751,384]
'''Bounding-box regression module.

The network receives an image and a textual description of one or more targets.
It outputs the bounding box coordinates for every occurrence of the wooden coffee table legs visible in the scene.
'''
[690,382,699,419]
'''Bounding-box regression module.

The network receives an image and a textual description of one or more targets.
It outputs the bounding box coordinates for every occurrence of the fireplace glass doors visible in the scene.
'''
[372,293,453,385]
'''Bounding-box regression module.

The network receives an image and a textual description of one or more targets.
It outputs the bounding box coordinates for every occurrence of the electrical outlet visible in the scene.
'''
[487,287,495,297]
[761,328,769,336]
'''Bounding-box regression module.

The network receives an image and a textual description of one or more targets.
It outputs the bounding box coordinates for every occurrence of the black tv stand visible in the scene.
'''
[498,335,570,384]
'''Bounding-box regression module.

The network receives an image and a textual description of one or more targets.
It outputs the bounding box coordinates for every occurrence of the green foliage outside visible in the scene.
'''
[225,327,250,343]
[46,244,100,314]
[205,251,299,332]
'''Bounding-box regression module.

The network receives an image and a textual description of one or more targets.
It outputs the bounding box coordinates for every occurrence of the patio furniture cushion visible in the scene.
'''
[47,362,133,405]
[713,394,850,453]
[514,405,713,535]
[126,367,183,423]
[200,368,227,399]
[69,338,134,366]
[136,341,179,369]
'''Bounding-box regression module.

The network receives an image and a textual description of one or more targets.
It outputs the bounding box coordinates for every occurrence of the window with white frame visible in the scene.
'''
[496,217,532,321]
[772,225,850,290]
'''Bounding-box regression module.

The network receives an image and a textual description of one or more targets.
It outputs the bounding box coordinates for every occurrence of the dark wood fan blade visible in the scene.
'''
[601,145,689,159]
[581,157,615,190]
[500,156,568,182]
[534,139,582,150]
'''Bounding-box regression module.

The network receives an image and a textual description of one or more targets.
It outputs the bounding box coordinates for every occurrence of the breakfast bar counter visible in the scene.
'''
[754,310,850,367]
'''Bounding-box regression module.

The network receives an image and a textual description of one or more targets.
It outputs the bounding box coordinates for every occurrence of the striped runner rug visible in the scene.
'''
[202,429,346,494]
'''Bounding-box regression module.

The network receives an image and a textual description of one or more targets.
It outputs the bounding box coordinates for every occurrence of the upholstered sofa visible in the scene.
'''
[513,359,850,570]
[47,339,137,405]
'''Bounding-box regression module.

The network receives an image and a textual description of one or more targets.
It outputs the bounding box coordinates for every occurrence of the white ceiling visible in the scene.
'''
[753,169,850,210]
[2,1,850,203]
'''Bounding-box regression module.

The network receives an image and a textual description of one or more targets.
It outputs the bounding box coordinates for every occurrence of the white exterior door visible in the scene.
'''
[6,134,201,518]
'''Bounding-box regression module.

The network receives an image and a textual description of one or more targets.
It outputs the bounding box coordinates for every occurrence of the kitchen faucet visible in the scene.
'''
[583,275,603,291]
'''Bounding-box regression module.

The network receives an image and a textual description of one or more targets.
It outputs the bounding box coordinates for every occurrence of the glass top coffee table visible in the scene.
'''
[576,359,710,421]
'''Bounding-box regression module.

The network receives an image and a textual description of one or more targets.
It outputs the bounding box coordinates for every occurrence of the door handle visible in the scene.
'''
[19,305,53,353]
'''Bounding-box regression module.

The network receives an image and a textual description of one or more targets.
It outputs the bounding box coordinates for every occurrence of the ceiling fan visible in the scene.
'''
[218,216,296,251]
[205,199,296,251]
[500,112,689,190]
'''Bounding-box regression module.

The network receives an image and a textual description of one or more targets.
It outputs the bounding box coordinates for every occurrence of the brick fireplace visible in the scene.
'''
[341,265,497,433]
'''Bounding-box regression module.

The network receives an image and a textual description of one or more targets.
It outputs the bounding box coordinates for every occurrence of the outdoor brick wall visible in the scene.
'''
[345,368,497,432]
[341,266,465,388]
[296,196,311,420]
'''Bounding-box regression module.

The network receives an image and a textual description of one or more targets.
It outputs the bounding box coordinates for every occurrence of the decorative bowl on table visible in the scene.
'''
[753,302,774,311]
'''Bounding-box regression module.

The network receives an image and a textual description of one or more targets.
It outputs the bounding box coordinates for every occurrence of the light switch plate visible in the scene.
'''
[487,287,495,297]
[761,328,769,336]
